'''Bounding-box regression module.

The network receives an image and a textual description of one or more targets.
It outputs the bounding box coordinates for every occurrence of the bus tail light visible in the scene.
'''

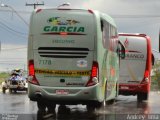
[86,61,99,87]
[142,70,149,84]
[28,60,39,85]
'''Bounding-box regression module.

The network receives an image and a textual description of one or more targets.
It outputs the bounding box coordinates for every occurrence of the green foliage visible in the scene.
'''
[152,61,160,90]
[0,72,10,84]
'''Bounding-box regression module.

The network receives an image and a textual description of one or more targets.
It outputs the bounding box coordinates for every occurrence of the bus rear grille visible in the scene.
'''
[38,47,89,58]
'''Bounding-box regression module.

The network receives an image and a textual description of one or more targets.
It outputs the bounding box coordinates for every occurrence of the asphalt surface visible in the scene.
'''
[0,88,160,120]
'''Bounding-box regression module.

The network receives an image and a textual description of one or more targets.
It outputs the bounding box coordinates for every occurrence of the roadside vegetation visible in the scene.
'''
[151,60,160,91]
[0,72,10,84]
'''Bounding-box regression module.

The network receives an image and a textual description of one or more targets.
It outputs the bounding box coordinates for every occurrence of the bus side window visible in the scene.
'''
[101,20,103,32]
[101,19,110,49]
[117,41,125,59]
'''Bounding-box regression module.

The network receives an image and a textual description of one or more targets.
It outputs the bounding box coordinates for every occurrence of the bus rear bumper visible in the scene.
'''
[119,83,150,95]
[28,83,103,104]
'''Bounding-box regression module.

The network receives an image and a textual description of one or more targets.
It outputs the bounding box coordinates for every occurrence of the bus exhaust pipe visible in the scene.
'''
[35,92,42,98]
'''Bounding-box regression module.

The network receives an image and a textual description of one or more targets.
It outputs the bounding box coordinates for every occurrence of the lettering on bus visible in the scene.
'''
[52,39,75,44]
[39,60,51,65]
[44,26,85,33]
[125,53,144,59]
[35,69,91,76]
[43,17,85,33]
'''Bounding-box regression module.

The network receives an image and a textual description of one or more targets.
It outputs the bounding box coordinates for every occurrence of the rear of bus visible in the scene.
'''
[27,8,103,106]
[118,33,152,101]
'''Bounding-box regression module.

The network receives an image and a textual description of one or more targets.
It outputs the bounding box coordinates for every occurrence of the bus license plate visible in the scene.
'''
[56,90,69,95]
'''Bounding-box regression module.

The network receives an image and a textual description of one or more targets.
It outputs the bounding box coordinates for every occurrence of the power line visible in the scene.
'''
[0,21,27,39]
[0,21,27,35]
[0,9,31,14]
[1,4,29,26]
[0,17,26,30]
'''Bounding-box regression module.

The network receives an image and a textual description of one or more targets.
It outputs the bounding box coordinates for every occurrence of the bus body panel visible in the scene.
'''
[31,9,95,87]
[33,50,94,87]
[119,33,152,95]
[28,8,119,105]
[31,9,95,50]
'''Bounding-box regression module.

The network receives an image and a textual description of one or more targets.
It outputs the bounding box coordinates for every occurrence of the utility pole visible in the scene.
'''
[0,41,2,52]
[26,1,44,9]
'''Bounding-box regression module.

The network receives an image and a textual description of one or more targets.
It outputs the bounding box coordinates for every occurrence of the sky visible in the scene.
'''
[0,0,160,72]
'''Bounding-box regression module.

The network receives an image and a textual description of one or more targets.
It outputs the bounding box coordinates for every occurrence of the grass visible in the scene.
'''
[151,76,160,91]
[0,72,10,84]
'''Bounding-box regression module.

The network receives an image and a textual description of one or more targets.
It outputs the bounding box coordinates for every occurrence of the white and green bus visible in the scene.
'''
[27,6,125,113]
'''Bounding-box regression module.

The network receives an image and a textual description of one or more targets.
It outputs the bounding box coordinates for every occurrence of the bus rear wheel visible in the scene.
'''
[37,101,46,113]
[86,102,103,112]
[86,104,96,112]
[137,92,149,101]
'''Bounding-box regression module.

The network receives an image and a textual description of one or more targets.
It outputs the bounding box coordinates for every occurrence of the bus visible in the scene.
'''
[118,33,152,101]
[27,6,125,113]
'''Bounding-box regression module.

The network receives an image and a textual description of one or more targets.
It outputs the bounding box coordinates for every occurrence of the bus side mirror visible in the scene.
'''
[117,41,125,59]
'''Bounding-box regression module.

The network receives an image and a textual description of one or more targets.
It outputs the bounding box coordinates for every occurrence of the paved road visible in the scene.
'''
[0,91,160,120]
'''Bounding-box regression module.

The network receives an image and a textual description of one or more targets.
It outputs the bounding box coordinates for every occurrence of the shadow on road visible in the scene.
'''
[37,105,97,120]
[36,102,151,120]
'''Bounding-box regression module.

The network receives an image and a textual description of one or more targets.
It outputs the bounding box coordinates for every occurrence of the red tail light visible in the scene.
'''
[29,60,35,76]
[86,61,99,87]
[92,63,98,77]
[28,60,39,85]
[144,70,149,78]
[141,70,150,84]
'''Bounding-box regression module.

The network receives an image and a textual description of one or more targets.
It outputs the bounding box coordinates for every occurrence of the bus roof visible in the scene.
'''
[33,8,117,27]
[119,33,147,37]
[100,13,117,27]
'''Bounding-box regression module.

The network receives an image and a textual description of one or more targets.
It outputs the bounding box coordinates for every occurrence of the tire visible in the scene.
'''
[46,102,56,114]
[86,101,103,113]
[2,87,6,94]
[25,88,28,92]
[37,101,46,112]
[14,90,17,93]
[96,101,104,109]
[86,104,96,112]
[106,99,115,105]
[137,92,149,102]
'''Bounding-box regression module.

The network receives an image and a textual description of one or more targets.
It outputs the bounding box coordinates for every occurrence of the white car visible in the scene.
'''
[2,69,28,94]
[2,77,28,94]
